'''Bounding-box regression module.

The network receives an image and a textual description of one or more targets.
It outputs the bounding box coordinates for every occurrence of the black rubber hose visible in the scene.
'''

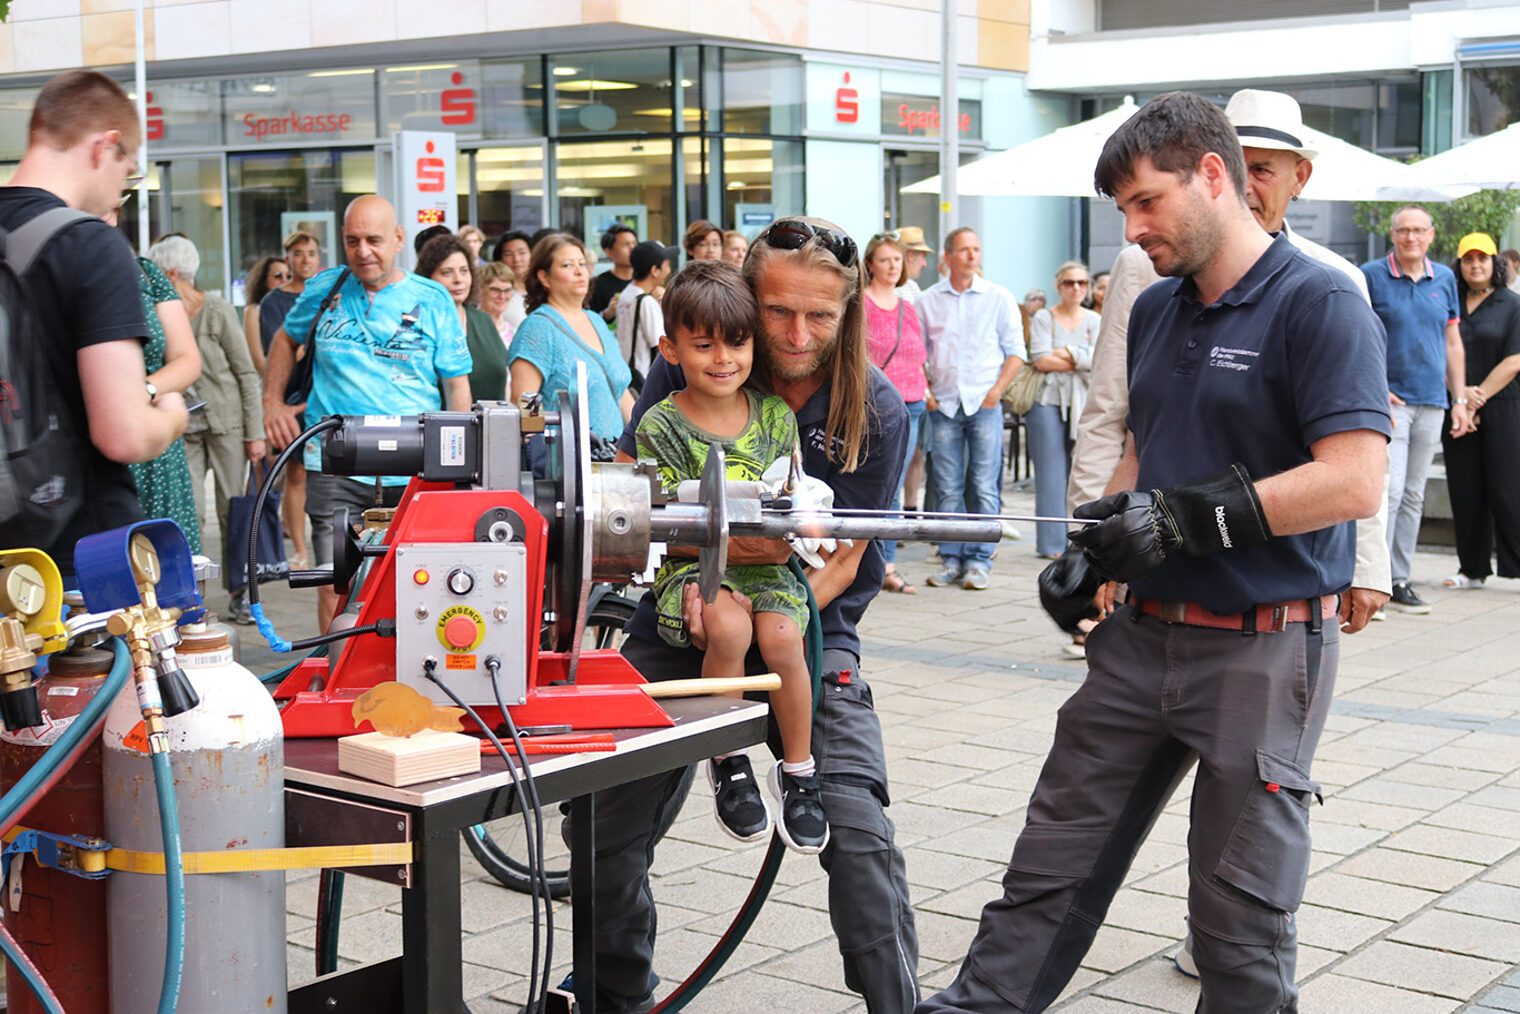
[315,868,345,976]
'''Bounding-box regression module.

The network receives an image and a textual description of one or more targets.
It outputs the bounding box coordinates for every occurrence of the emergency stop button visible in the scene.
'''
[444,614,478,651]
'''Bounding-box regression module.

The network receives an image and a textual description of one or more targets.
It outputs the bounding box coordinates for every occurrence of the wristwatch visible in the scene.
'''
[145,380,158,403]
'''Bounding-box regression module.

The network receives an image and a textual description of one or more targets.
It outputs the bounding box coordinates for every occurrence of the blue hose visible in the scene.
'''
[0,920,64,1014]
[151,746,186,1014]
[0,638,131,831]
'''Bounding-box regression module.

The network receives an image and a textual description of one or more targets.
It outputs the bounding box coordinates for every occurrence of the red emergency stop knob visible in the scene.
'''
[444,614,479,650]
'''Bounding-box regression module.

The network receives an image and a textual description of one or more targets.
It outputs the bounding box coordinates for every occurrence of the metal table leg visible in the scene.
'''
[571,793,596,1014]
[403,808,465,1012]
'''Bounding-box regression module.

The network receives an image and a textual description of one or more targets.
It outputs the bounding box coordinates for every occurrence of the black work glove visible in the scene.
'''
[1068,464,1272,583]
[1038,546,1103,634]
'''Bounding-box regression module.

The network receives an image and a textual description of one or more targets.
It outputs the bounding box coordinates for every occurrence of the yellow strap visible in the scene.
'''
[4,826,411,876]
[103,842,413,876]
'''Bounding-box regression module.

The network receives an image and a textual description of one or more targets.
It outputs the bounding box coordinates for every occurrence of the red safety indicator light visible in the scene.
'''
[413,569,430,585]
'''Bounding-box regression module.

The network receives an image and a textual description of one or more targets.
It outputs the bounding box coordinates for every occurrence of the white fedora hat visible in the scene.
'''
[1225,89,1319,161]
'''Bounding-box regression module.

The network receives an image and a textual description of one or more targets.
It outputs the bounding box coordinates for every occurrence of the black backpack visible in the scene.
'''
[0,207,93,550]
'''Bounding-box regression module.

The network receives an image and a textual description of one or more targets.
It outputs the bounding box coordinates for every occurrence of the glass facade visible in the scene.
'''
[1466,64,1520,138]
[0,43,977,296]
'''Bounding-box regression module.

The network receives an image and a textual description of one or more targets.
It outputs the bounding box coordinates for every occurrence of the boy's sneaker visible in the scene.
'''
[768,762,830,854]
[1390,582,1431,614]
[707,756,772,842]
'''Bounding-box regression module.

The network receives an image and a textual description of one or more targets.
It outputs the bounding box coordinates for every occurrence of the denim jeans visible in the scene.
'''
[1386,403,1443,584]
[928,403,1004,569]
[884,399,927,565]
[1024,402,1073,558]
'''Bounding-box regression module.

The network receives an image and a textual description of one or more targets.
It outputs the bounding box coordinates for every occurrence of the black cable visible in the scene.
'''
[487,656,554,1013]
[247,415,342,608]
[286,618,395,653]
[422,659,546,1010]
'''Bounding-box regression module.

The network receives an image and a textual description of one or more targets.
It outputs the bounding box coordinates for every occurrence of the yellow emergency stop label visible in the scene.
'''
[436,604,485,652]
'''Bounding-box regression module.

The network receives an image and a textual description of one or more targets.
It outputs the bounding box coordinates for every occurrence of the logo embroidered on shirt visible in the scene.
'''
[1208,346,1260,372]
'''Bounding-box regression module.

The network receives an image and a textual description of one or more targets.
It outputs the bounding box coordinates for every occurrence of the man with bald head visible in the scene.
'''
[263,194,472,629]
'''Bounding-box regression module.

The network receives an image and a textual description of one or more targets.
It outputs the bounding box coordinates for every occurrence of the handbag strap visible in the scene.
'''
[628,292,650,371]
[880,301,905,369]
[543,308,621,399]
[305,267,352,356]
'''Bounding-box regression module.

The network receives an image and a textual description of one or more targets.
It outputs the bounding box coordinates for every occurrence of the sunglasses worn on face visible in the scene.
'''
[760,219,858,269]
[1059,279,1089,288]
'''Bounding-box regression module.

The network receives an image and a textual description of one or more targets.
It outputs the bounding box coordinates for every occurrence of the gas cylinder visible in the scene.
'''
[191,555,242,663]
[103,622,286,1014]
[0,641,115,1014]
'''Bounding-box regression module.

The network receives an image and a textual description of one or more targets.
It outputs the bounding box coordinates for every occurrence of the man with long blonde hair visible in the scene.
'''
[599,217,918,1014]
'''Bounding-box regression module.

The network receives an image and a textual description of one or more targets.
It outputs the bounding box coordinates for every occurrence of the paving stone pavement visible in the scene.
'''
[238,485,1520,1012]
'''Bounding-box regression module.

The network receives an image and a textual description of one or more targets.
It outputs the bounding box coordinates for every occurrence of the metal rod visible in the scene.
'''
[768,507,1100,526]
[737,515,1005,544]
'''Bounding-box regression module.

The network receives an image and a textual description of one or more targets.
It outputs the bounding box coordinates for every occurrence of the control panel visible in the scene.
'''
[393,543,529,707]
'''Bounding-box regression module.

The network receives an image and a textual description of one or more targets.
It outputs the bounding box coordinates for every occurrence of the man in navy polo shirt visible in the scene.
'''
[1361,205,1471,614]
[592,219,915,1014]
[918,92,1389,1014]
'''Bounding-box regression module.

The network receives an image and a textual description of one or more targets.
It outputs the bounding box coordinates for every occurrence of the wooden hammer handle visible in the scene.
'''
[638,673,783,699]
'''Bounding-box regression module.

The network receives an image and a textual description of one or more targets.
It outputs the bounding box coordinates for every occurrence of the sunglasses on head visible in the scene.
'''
[759,219,858,269]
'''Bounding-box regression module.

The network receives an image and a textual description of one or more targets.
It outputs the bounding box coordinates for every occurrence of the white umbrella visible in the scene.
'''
[907,97,1471,203]
[1394,121,1520,192]
[904,97,1139,198]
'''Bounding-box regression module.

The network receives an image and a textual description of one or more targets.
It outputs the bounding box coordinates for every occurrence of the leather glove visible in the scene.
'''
[761,456,852,569]
[1038,546,1102,634]
[1068,464,1271,583]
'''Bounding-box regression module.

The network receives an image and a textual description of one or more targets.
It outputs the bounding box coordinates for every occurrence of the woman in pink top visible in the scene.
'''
[863,233,928,593]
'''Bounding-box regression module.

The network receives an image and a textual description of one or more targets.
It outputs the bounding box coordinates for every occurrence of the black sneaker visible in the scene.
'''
[768,762,830,855]
[707,755,772,842]
[1390,582,1431,615]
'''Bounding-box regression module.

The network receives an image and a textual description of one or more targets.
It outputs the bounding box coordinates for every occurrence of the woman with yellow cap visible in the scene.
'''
[1443,232,1520,588]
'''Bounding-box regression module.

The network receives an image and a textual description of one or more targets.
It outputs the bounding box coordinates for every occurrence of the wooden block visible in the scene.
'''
[338,730,481,786]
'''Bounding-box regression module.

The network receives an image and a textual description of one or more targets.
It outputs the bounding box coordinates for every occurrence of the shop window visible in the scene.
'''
[555,139,674,248]
[1292,82,1376,148]
[550,50,675,136]
[226,149,376,283]
[721,138,802,237]
[383,61,482,137]
[721,49,803,136]
[474,145,546,240]
[481,58,545,139]
[119,158,228,298]
[1377,80,1423,153]
[0,88,39,161]
[1467,65,1520,137]
[133,79,223,149]
[223,70,377,147]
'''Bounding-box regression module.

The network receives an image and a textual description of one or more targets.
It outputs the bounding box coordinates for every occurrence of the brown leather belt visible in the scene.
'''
[1132,594,1338,633]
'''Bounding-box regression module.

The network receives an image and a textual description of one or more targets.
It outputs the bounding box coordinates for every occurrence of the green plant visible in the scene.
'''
[1355,189,1520,262]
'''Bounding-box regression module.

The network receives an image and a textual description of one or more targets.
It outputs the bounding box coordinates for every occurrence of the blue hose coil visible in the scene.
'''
[250,601,292,653]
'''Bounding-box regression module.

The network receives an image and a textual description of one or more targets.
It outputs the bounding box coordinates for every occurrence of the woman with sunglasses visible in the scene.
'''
[241,255,289,376]
[1026,261,1100,562]
[863,232,926,593]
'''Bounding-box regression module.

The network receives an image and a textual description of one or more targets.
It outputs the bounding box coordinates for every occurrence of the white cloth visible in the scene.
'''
[614,284,665,376]
[502,290,527,329]
[895,279,922,304]
[916,274,1027,418]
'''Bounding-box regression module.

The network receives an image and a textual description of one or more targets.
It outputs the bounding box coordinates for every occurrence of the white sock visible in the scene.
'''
[781,756,815,778]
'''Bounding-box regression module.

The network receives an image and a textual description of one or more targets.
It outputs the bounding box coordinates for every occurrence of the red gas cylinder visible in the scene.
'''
[0,642,115,1014]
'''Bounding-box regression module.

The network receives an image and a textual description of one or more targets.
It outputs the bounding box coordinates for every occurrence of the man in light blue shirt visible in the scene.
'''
[263,194,472,629]
[916,227,1027,589]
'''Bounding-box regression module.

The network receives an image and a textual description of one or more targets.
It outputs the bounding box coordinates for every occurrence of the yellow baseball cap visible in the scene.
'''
[1457,233,1498,258]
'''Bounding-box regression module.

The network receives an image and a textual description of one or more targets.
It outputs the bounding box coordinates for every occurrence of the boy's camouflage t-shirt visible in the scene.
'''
[635,387,798,489]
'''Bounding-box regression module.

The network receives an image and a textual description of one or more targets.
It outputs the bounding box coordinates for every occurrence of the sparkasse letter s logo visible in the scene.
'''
[835,72,858,124]
[441,71,476,126]
[145,91,164,142]
[416,140,446,193]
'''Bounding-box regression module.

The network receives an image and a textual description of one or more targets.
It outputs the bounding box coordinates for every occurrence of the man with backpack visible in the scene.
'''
[0,70,188,575]
[614,240,676,388]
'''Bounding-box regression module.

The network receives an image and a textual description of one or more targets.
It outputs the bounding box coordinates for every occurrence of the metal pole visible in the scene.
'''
[134,0,148,254]
[939,0,959,246]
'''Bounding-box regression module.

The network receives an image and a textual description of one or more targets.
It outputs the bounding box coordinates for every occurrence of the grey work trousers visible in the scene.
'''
[917,601,1337,1014]
[184,429,246,563]
[572,635,920,1014]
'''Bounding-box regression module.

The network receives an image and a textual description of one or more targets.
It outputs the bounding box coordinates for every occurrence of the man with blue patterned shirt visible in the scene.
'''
[263,194,471,629]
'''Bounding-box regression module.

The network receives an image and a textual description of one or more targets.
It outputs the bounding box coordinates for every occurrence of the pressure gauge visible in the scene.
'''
[128,534,161,585]
[446,568,475,596]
